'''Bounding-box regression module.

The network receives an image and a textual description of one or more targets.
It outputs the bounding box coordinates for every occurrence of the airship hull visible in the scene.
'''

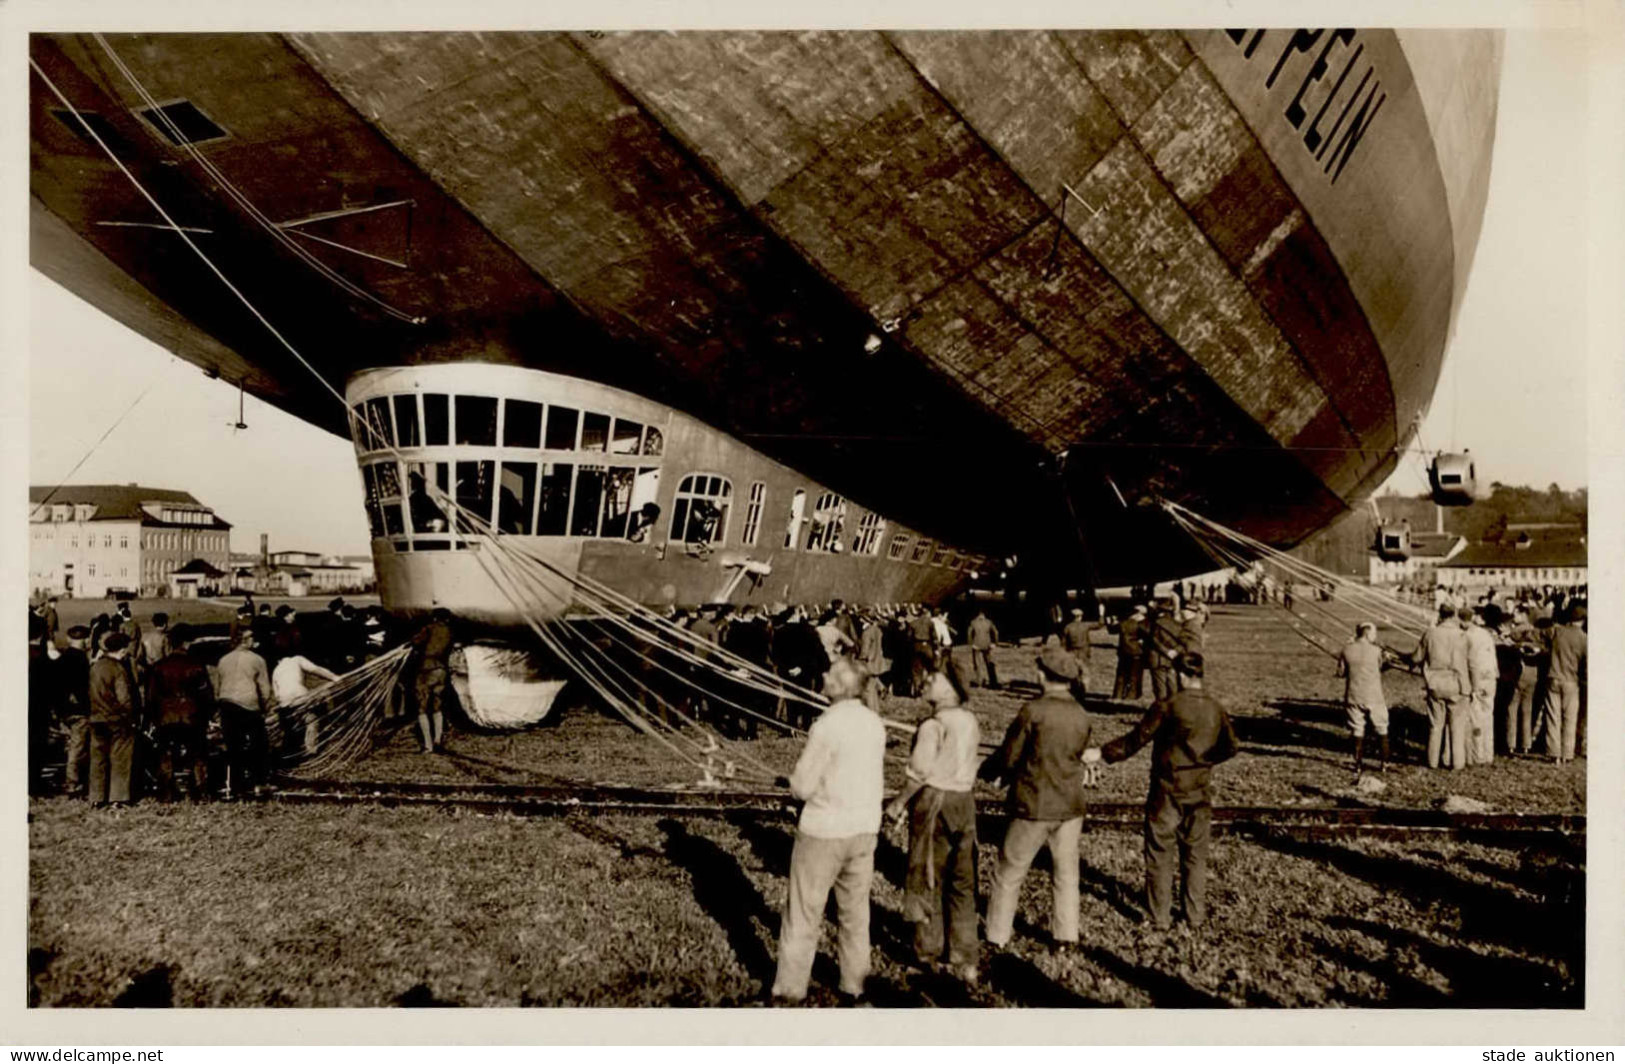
[28,30,1502,602]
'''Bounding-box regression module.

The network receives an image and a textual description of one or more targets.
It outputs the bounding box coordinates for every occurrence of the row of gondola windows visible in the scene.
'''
[361,455,985,570]
[363,458,661,542]
[351,394,664,458]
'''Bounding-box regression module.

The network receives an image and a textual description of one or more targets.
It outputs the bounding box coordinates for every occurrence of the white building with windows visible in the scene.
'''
[28,485,232,598]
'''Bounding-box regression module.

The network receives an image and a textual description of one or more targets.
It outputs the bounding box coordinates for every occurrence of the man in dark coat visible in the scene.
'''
[146,625,215,801]
[28,612,54,796]
[1113,604,1148,701]
[56,625,93,797]
[87,631,141,806]
[980,640,1095,950]
[1146,603,1187,703]
[1087,652,1237,930]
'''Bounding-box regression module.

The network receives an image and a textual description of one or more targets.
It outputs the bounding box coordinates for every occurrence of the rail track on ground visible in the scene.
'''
[263,777,1584,846]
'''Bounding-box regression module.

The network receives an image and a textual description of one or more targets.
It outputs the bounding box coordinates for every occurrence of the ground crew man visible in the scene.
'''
[1061,608,1093,685]
[410,608,456,754]
[1464,609,1498,765]
[1544,606,1587,763]
[1336,622,1389,776]
[1086,652,1237,931]
[146,625,215,801]
[87,632,140,806]
[981,640,1094,951]
[1412,605,1471,770]
[28,613,54,796]
[966,609,1000,689]
[1113,604,1148,701]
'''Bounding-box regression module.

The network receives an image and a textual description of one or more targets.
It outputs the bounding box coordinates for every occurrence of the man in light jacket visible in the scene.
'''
[771,659,886,1004]
[1411,606,1471,769]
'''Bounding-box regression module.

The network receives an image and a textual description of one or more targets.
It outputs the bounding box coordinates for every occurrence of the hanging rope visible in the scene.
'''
[1158,499,1433,666]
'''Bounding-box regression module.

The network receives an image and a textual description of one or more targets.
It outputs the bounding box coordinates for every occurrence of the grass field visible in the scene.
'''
[28,601,1587,1007]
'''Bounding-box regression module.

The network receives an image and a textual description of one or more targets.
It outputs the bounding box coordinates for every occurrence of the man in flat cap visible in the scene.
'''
[980,638,1095,951]
[1061,607,1095,687]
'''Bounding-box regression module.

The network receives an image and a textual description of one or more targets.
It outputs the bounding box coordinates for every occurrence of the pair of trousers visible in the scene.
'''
[1150,666,1179,703]
[87,722,135,804]
[903,788,979,967]
[1508,675,1539,752]
[63,717,90,793]
[219,702,269,793]
[773,832,876,1000]
[1145,777,1212,927]
[969,648,998,688]
[1112,656,1143,700]
[1542,680,1582,759]
[1471,682,1495,764]
[986,817,1081,946]
[153,721,209,800]
[1426,694,1471,769]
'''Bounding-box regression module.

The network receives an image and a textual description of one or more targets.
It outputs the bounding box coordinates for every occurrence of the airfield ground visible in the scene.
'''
[28,602,1586,1007]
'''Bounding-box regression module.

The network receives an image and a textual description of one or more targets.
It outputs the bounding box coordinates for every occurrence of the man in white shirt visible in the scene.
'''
[771,659,886,1004]
[271,654,340,757]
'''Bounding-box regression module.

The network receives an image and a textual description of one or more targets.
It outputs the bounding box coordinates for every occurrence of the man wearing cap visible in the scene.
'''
[1464,609,1498,765]
[980,639,1095,951]
[114,601,145,676]
[87,631,141,806]
[1502,610,1542,755]
[1061,608,1094,687]
[146,625,215,800]
[1411,605,1472,770]
[214,630,276,796]
[56,625,94,796]
[771,659,887,1003]
[1086,653,1237,930]
[1544,606,1587,763]
[1337,622,1389,776]
[966,608,1000,689]
[1114,605,1148,701]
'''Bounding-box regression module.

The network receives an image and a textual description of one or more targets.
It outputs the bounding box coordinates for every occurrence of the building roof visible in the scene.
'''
[29,484,231,529]
[172,558,227,577]
[1438,536,1588,570]
[1409,532,1462,559]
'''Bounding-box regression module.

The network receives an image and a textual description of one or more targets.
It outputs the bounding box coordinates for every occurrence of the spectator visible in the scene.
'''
[1464,608,1498,765]
[771,660,886,1004]
[214,631,276,797]
[1412,605,1471,770]
[885,666,981,983]
[87,631,140,807]
[146,625,215,801]
[56,625,93,797]
[1087,653,1237,930]
[1544,606,1587,763]
[1113,604,1148,701]
[980,640,1094,951]
[966,608,1000,690]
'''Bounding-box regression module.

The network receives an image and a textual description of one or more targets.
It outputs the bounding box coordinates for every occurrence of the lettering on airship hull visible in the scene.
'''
[1225,29,1387,184]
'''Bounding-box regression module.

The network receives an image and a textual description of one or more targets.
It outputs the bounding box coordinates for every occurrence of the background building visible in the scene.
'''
[1435,524,1588,593]
[28,484,231,598]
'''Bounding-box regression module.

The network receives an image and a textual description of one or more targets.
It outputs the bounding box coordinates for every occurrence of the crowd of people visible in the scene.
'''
[26,595,455,804]
[1396,595,1588,773]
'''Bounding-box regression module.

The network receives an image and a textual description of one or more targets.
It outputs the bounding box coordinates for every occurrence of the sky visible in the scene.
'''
[24,29,1594,558]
